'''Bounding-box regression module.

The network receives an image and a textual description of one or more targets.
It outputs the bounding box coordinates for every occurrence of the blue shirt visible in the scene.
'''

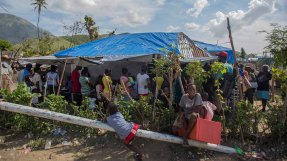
[23,68,30,78]
[225,63,233,74]
[107,112,133,139]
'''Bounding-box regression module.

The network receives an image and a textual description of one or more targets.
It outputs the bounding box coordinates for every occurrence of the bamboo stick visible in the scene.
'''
[0,101,236,154]
[0,50,2,88]
[57,58,68,95]
[227,17,242,100]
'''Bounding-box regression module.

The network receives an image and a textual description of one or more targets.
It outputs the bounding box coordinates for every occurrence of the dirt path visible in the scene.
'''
[0,131,236,161]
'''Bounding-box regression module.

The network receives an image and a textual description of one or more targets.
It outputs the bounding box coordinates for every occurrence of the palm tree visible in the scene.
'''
[31,0,47,40]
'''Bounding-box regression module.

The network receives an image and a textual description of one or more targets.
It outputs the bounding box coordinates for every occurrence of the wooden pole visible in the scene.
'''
[227,17,242,100]
[0,50,2,88]
[0,101,236,154]
[57,58,68,95]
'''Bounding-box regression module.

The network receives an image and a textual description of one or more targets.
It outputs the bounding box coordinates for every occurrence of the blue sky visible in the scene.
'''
[1,0,286,53]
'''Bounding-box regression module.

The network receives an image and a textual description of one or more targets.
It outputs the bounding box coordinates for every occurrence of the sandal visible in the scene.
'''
[182,138,189,147]
[134,153,143,161]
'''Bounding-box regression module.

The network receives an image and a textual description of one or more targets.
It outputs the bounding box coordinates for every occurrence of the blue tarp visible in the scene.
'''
[54,32,180,60]
[194,41,234,64]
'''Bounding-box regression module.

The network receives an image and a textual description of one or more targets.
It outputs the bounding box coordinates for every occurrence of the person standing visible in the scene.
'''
[71,66,82,105]
[17,64,25,84]
[256,65,272,111]
[79,69,92,98]
[102,69,113,101]
[46,65,59,95]
[244,66,254,104]
[23,63,33,87]
[31,67,43,93]
[31,67,43,105]
[120,68,132,100]
[136,66,150,101]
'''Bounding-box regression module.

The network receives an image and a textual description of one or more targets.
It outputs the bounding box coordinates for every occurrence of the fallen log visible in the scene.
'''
[0,101,236,154]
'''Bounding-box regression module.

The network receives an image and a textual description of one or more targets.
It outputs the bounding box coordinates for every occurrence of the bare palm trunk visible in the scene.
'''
[37,11,40,41]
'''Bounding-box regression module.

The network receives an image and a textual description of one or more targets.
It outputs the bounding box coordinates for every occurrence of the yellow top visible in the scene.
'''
[153,76,164,90]
[102,75,112,94]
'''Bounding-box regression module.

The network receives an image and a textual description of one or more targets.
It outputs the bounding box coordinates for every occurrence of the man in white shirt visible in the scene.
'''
[136,66,150,101]
[46,65,59,95]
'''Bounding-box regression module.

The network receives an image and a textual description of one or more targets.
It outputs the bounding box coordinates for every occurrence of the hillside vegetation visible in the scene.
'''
[0,13,51,44]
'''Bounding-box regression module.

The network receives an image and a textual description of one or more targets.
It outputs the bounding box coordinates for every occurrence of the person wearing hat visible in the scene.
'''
[215,51,235,112]
[217,51,233,74]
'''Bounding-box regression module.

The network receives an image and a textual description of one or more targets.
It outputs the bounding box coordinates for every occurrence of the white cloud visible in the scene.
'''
[166,25,180,32]
[47,0,159,28]
[185,22,200,31]
[186,0,209,17]
[3,0,162,29]
[156,0,166,6]
[205,0,276,37]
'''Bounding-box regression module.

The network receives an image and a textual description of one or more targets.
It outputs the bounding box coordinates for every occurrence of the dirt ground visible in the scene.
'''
[0,130,238,161]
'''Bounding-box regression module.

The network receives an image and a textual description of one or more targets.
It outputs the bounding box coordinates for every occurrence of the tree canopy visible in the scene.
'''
[0,39,12,51]
[84,15,99,41]
[262,24,287,67]
[240,48,246,59]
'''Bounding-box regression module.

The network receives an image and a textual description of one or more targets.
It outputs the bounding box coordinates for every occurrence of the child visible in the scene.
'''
[106,102,143,160]
[201,92,217,121]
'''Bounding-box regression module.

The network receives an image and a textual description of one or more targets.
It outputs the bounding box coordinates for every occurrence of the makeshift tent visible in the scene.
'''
[54,32,217,62]
[193,41,234,64]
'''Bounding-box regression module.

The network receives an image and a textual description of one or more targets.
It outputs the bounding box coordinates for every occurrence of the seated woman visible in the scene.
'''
[179,84,206,145]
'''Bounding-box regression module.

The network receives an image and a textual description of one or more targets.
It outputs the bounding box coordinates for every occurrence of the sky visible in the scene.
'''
[0,0,286,54]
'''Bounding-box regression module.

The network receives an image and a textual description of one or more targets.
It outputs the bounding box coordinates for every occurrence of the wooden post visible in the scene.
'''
[271,78,275,102]
[57,58,68,95]
[0,50,2,88]
[0,101,236,154]
[227,17,242,100]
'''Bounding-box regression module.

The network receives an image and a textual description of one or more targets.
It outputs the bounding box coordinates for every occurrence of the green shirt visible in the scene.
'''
[79,76,91,96]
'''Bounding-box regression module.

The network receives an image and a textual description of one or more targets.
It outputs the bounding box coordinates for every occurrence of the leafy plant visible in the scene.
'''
[184,61,209,92]
[39,94,68,113]
[28,138,45,149]
[272,68,287,98]
[69,98,98,137]
[261,24,287,67]
[263,104,286,142]
[1,83,35,106]
[0,39,12,50]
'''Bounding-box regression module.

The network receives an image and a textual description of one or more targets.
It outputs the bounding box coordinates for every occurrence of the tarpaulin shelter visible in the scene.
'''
[193,41,234,64]
[54,32,217,62]
[22,32,218,80]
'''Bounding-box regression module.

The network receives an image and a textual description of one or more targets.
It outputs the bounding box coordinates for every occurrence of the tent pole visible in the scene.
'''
[0,101,236,154]
[0,50,2,88]
[57,58,68,96]
[227,17,242,100]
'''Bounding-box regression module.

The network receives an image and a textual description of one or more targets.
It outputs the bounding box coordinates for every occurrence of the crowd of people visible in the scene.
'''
[5,52,273,156]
